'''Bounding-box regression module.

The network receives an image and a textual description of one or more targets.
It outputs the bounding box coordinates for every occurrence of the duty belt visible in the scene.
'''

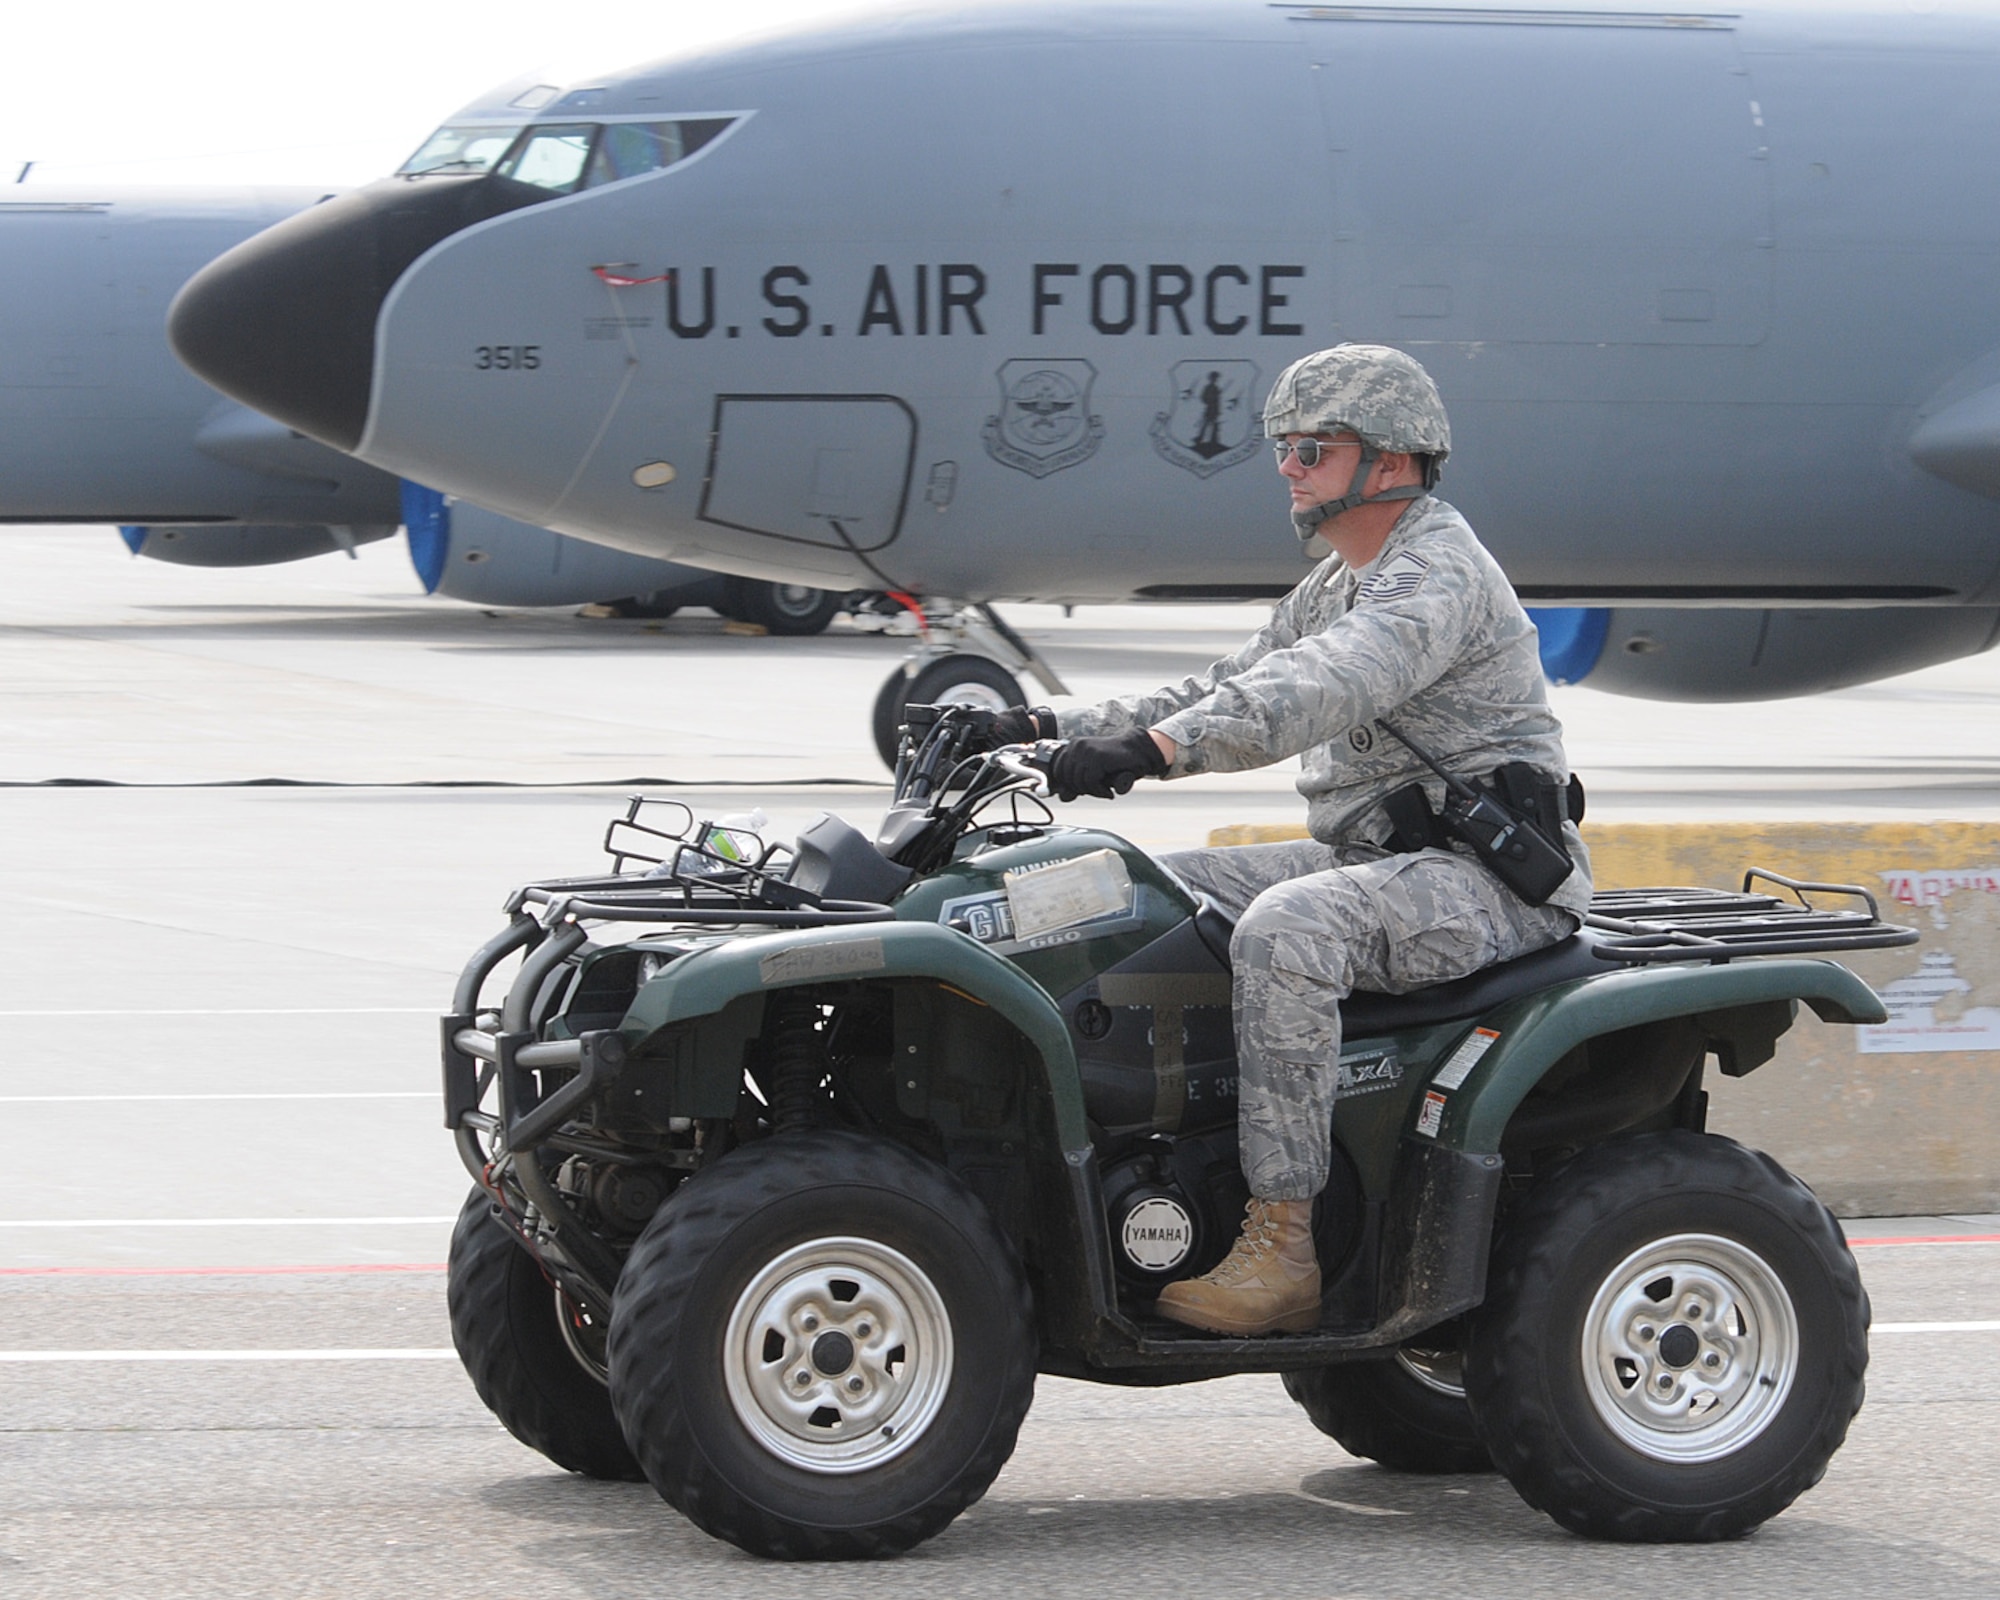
[1381,763,1585,857]
[1370,720,1584,906]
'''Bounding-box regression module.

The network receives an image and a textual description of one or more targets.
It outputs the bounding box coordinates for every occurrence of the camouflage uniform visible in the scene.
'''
[1060,493,1593,1200]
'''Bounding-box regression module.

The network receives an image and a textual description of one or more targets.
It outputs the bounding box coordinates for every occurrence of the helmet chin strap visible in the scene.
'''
[1290,443,1426,543]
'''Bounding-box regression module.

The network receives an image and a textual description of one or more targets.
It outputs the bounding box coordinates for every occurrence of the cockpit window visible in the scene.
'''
[581,120,729,185]
[495,123,596,191]
[587,122,682,186]
[402,117,736,192]
[398,124,526,178]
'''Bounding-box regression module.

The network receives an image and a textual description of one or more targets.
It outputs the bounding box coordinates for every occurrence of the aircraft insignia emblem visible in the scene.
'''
[1149,360,1262,478]
[983,359,1105,478]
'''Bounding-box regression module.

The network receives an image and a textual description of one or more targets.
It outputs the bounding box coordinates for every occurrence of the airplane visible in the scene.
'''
[164,0,2000,762]
[0,185,851,630]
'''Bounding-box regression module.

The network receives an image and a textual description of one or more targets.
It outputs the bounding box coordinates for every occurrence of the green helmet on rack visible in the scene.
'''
[1263,344,1451,540]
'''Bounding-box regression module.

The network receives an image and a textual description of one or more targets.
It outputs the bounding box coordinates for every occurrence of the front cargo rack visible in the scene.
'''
[1585,869,1918,963]
[496,796,897,930]
[507,871,895,930]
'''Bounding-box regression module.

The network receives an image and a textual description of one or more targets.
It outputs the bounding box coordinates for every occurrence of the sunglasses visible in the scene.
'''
[1270,435,1359,468]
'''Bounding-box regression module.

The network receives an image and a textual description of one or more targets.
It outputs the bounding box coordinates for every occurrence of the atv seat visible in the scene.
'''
[1193,898,1605,1033]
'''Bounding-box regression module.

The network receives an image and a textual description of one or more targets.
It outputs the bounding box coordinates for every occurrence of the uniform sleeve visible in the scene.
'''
[1055,574,1318,749]
[1151,548,1487,775]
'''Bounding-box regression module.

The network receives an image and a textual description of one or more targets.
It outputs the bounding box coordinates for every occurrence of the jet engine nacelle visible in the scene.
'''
[118,523,396,568]
[402,488,713,606]
[1532,606,2000,700]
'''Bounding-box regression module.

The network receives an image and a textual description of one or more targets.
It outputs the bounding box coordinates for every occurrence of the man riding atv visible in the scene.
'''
[442,343,1901,1558]
[975,343,1593,1338]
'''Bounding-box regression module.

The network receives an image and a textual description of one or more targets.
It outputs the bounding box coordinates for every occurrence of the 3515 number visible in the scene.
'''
[474,345,541,371]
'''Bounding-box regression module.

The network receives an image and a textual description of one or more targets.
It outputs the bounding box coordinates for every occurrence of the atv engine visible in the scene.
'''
[1098,1132,1246,1288]
[1099,1130,1365,1296]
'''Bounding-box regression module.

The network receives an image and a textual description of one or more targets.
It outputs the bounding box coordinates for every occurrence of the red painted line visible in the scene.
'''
[3,1237,1990,1276]
[0,1262,445,1278]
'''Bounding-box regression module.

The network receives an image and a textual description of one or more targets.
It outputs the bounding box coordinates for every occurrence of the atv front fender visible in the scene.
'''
[1421,958,1886,1154]
[619,920,1087,1149]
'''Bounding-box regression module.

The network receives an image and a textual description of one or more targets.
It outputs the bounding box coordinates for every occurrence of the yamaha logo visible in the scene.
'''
[1121,1196,1195,1272]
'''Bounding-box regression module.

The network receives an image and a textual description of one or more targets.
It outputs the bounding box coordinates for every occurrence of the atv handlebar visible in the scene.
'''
[987,742,1056,791]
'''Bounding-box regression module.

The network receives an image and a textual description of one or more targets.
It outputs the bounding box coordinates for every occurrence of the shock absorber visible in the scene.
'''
[766,990,826,1134]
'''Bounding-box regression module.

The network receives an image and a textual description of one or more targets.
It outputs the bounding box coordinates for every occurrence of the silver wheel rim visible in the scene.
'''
[1395,1342,1466,1398]
[555,1287,610,1385]
[1582,1232,1798,1463]
[770,584,824,619]
[931,681,1010,713]
[722,1236,954,1473]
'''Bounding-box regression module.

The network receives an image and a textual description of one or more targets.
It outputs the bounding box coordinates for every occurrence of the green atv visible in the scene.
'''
[440,705,1914,1559]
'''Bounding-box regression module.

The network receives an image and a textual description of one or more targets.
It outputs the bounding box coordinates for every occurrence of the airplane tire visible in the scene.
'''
[608,1129,1037,1559]
[446,1189,646,1481]
[1464,1131,1868,1541]
[870,668,914,769]
[872,654,1025,769]
[721,578,845,636]
[1283,1336,1493,1473]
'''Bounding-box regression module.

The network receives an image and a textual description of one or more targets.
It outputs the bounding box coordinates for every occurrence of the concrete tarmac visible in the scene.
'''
[2,525,1998,1594]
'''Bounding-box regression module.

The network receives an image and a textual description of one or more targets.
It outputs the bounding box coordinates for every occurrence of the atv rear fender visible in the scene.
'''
[1414,957,1887,1155]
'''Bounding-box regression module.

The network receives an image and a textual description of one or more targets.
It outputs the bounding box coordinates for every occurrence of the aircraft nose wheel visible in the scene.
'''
[872,653,1025,768]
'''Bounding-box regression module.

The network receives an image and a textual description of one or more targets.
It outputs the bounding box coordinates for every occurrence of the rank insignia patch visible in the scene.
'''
[1357,550,1432,603]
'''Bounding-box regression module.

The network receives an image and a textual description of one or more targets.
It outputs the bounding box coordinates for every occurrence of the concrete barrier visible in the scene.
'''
[1206,821,2000,1216]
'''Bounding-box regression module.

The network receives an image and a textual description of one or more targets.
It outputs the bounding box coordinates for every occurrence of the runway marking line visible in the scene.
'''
[0,1328,1984,1360]
[0,1217,455,1228]
[2,1324,1993,1361]
[0,1263,444,1278]
[0,1348,457,1363]
[0,1008,437,1017]
[0,1092,433,1103]
[0,1231,1985,1277]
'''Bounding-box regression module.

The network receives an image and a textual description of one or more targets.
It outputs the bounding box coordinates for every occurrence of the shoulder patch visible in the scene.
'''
[1356,550,1432,604]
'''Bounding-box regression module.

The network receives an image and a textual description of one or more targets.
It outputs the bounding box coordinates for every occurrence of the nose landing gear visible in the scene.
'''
[868,602,1068,768]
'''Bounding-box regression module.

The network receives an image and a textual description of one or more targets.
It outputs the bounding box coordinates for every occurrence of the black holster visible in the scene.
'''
[1382,764,1584,907]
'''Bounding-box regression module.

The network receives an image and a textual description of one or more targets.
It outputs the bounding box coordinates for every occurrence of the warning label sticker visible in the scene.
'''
[1415,1090,1447,1140]
[1433,1026,1500,1090]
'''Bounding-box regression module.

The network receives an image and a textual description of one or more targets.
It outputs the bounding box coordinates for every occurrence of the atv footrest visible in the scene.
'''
[1090,1314,1411,1374]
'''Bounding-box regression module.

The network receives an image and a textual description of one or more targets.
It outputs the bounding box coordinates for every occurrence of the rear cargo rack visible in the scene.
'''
[1585,869,1917,963]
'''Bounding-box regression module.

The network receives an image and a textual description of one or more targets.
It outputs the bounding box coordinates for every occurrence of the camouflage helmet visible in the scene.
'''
[1263,343,1452,467]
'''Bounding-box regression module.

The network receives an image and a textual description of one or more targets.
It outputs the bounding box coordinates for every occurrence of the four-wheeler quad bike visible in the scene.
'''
[440,705,1916,1559]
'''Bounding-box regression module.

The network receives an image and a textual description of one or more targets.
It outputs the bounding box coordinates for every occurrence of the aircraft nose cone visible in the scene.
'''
[169,175,550,454]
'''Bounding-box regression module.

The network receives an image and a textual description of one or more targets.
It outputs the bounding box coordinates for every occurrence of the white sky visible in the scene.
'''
[0,0,889,189]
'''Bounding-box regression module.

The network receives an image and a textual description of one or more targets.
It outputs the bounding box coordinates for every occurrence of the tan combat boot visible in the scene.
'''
[1155,1198,1321,1336]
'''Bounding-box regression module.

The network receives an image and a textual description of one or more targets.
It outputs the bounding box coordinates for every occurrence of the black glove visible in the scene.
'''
[1047,729,1169,801]
[963,705,1054,752]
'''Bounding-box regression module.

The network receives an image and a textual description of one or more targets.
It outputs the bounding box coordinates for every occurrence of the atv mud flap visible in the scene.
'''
[1372,1143,1505,1342]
